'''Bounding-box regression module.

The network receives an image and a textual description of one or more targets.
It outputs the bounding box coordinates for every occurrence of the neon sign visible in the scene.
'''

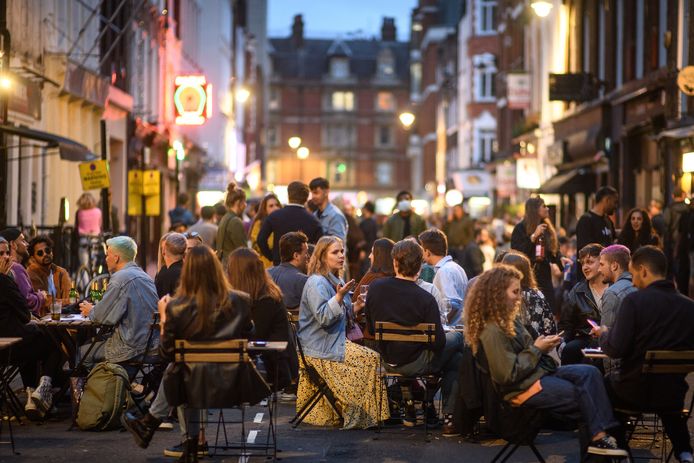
[174,75,212,125]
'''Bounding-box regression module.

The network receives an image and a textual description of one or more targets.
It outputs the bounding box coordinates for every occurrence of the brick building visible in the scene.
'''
[265,15,411,199]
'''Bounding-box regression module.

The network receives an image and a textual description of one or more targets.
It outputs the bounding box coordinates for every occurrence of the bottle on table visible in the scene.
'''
[68,281,78,305]
[89,282,102,303]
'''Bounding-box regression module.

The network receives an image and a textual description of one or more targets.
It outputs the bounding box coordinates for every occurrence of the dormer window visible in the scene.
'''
[330,57,349,78]
[377,48,395,77]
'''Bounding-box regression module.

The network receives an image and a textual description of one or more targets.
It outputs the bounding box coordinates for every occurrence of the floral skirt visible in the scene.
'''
[296,340,390,429]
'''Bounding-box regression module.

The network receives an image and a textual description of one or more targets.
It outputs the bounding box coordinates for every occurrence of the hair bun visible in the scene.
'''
[227,182,237,193]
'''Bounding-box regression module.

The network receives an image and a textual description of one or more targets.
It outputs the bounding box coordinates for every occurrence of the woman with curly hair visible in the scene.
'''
[296,236,389,429]
[501,251,557,337]
[249,193,282,268]
[464,266,627,457]
[511,196,564,314]
[617,207,660,254]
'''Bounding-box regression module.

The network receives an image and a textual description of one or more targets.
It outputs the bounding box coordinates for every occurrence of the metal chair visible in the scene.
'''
[120,312,163,412]
[374,321,440,441]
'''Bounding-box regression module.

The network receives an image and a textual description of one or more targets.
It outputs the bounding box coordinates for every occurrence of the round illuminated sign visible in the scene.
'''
[677,66,694,96]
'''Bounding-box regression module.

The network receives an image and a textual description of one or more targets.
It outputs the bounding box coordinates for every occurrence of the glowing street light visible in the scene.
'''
[296,146,310,160]
[399,111,415,129]
[445,189,464,207]
[0,75,12,90]
[531,1,553,17]
[288,136,302,150]
[236,87,251,104]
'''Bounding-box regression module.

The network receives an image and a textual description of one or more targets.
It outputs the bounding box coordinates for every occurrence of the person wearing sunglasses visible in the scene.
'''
[27,235,72,310]
[0,227,46,316]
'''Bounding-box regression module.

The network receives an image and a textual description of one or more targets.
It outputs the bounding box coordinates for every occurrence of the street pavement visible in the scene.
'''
[2,394,689,463]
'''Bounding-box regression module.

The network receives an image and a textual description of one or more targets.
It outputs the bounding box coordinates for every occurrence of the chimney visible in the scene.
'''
[291,14,304,48]
[381,17,396,42]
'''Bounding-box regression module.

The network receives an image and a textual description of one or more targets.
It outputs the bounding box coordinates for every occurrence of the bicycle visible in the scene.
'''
[74,233,111,296]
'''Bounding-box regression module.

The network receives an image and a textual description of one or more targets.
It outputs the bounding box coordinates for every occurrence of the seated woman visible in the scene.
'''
[296,236,389,429]
[159,245,261,462]
[227,247,297,391]
[0,237,61,421]
[501,251,557,337]
[464,265,627,457]
[354,238,395,346]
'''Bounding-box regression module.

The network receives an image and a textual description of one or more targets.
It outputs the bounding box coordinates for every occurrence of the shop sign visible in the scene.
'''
[78,160,110,190]
[677,66,694,96]
[174,75,212,125]
[8,74,41,119]
[507,73,531,109]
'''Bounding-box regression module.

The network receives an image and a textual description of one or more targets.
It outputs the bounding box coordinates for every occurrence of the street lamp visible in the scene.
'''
[236,87,251,104]
[296,146,310,160]
[288,136,302,150]
[399,111,415,129]
[0,74,11,90]
[530,1,553,17]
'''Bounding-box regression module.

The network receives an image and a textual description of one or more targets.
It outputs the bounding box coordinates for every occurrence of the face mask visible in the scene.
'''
[398,200,412,212]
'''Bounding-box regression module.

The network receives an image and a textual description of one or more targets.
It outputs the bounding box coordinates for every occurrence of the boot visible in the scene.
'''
[178,438,199,463]
[121,411,161,449]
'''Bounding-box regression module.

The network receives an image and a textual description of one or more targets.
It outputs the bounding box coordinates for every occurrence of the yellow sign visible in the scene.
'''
[143,170,160,196]
[145,194,160,216]
[78,160,110,190]
[128,170,143,196]
[127,193,142,216]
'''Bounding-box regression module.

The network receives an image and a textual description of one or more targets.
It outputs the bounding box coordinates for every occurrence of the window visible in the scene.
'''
[322,124,355,148]
[377,48,395,77]
[473,54,497,101]
[376,125,393,147]
[266,125,278,147]
[477,0,497,35]
[331,91,354,111]
[376,92,395,111]
[268,87,280,110]
[376,162,393,185]
[330,57,350,79]
[475,129,497,164]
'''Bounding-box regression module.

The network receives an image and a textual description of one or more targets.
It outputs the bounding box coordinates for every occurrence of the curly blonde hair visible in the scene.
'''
[464,265,523,355]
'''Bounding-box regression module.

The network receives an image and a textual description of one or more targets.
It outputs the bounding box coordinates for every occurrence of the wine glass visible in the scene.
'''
[442,299,452,328]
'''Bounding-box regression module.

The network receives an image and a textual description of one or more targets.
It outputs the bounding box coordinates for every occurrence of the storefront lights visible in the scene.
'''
[683,152,694,173]
[531,1,553,18]
[174,75,212,125]
[445,189,464,207]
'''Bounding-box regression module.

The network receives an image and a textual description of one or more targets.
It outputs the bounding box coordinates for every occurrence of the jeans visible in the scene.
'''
[523,364,619,440]
[561,336,596,365]
[78,340,138,379]
[386,331,464,414]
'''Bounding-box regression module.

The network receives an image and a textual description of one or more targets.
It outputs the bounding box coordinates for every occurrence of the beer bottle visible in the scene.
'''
[535,232,546,261]
[89,282,99,302]
[69,281,78,305]
[101,280,108,295]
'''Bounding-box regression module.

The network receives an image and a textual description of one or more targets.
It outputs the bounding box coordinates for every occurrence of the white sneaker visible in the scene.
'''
[25,387,44,421]
[31,376,53,415]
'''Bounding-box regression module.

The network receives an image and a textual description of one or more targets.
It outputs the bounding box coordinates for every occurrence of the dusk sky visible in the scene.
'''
[268,0,418,41]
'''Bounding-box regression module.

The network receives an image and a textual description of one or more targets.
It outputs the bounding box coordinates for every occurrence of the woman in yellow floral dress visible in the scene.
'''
[296,236,389,429]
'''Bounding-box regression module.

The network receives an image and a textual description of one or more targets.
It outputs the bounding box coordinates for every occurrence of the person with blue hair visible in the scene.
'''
[79,236,159,371]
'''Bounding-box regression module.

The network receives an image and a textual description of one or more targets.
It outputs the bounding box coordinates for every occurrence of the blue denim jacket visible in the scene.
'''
[314,203,348,242]
[297,273,352,362]
[600,271,637,328]
[88,262,159,362]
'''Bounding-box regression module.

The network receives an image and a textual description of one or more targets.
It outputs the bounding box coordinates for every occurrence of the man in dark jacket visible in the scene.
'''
[257,181,323,266]
[664,188,691,294]
[594,246,694,463]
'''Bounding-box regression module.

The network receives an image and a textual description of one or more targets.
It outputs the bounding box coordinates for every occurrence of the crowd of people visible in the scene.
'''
[1,178,694,462]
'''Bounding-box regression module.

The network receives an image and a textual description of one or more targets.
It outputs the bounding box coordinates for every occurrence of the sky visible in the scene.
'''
[268,0,418,41]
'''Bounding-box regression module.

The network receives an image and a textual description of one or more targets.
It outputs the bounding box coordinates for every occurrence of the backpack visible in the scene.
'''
[76,362,133,431]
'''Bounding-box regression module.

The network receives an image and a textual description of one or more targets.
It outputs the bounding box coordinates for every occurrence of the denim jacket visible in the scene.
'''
[297,273,352,362]
[600,272,637,328]
[88,262,159,362]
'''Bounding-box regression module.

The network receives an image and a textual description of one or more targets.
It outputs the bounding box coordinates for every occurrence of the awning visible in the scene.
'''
[538,168,595,194]
[0,123,97,162]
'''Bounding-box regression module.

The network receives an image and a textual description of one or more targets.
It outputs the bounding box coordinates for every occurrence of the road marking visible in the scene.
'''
[237,453,250,463]
[247,430,258,444]
[253,413,264,423]
[260,399,268,406]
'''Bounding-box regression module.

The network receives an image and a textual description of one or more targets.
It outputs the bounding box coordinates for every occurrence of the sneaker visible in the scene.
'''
[158,420,174,430]
[678,452,694,463]
[278,391,297,403]
[402,400,417,427]
[587,435,629,457]
[24,387,44,421]
[442,414,460,437]
[31,377,53,416]
[164,441,209,458]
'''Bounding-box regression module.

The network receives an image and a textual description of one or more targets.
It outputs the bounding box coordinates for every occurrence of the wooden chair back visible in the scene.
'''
[174,339,250,364]
[374,321,437,344]
[642,350,694,374]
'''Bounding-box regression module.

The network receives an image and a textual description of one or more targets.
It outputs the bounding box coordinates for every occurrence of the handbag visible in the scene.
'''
[322,275,364,342]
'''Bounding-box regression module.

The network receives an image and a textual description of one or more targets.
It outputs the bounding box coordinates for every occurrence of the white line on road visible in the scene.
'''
[253,413,264,423]
[247,430,259,444]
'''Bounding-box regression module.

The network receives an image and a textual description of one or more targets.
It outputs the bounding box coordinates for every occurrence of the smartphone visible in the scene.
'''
[253,341,267,347]
[586,319,599,329]
[556,330,565,338]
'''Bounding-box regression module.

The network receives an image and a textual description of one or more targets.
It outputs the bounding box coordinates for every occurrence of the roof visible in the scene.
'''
[269,37,410,82]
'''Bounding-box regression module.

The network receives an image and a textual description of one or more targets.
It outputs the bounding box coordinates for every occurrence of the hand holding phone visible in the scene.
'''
[586,319,599,329]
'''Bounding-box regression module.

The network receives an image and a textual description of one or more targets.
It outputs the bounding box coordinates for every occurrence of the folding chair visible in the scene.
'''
[173,339,276,459]
[374,321,440,441]
[621,350,694,463]
[121,312,164,412]
[287,312,343,428]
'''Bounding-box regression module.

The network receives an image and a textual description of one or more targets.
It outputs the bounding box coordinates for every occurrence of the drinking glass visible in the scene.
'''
[442,299,452,327]
[51,300,62,321]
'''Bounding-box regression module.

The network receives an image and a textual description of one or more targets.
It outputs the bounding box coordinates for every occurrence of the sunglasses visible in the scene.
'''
[36,248,53,257]
[185,231,202,241]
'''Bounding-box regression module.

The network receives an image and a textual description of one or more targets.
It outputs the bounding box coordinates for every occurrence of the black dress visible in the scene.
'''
[511,221,562,314]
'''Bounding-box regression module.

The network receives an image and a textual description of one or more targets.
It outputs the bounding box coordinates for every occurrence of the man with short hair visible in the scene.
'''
[598,245,636,329]
[186,205,218,247]
[419,228,469,325]
[365,239,464,436]
[359,201,378,253]
[168,192,196,228]
[595,246,694,463]
[576,186,618,252]
[268,232,310,311]
[383,190,426,242]
[27,235,72,307]
[0,228,46,315]
[79,236,159,368]
[257,181,323,265]
[309,177,348,242]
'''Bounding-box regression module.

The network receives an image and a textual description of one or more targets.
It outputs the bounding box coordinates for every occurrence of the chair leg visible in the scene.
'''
[490,442,516,463]
[291,388,324,428]
[528,443,547,463]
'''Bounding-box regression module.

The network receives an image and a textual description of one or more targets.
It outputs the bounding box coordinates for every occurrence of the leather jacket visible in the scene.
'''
[558,280,600,341]
[161,290,270,408]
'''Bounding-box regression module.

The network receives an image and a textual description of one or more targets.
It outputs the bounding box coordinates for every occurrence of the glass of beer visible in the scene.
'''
[51,300,62,321]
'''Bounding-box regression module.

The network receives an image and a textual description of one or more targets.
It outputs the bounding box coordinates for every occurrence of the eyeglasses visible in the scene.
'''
[185,231,200,239]
[36,248,53,257]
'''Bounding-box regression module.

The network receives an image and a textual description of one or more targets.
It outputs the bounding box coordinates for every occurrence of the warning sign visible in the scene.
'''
[78,160,110,190]
[143,170,160,196]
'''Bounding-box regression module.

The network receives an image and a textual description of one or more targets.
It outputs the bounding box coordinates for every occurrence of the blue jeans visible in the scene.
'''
[523,364,619,439]
[386,331,464,414]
